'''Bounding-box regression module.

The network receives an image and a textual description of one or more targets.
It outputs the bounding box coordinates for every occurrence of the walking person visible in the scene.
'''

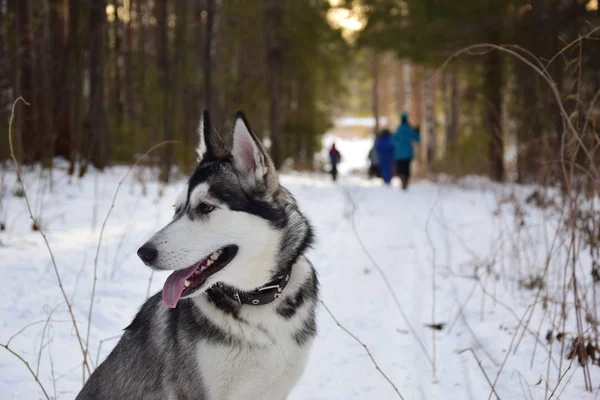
[392,113,420,190]
[374,129,394,185]
[329,143,341,182]
[367,145,379,179]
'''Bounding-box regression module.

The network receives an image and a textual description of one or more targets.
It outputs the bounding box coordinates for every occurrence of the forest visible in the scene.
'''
[2,0,600,186]
[359,0,600,185]
[1,0,349,181]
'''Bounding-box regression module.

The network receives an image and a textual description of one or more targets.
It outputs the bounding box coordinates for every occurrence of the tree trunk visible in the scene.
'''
[124,0,133,129]
[174,0,189,167]
[32,0,52,166]
[395,59,405,119]
[484,49,504,182]
[203,0,213,111]
[7,0,19,161]
[410,65,425,170]
[0,0,12,161]
[17,0,34,163]
[156,0,171,182]
[449,69,459,151]
[220,6,238,128]
[233,14,252,115]
[112,0,123,143]
[204,0,221,131]
[0,0,11,136]
[513,5,543,184]
[443,67,459,155]
[135,0,147,151]
[66,0,82,174]
[265,0,285,168]
[87,0,108,170]
[424,68,435,167]
[195,0,206,90]
[547,5,565,185]
[371,50,380,135]
[50,0,70,162]
[210,0,221,130]
[188,0,205,166]
[410,65,422,128]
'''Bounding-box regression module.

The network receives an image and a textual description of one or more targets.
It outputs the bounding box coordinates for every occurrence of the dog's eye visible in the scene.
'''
[197,202,215,214]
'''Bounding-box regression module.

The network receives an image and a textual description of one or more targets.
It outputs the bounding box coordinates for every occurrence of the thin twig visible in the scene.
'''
[530,306,547,369]
[556,361,581,400]
[424,188,441,379]
[8,96,91,375]
[487,305,532,400]
[447,236,559,368]
[546,300,559,400]
[545,27,600,68]
[146,270,155,299]
[435,44,599,180]
[95,335,122,367]
[548,356,576,399]
[339,185,434,367]
[85,140,178,373]
[320,300,405,399]
[49,340,57,400]
[36,305,60,376]
[0,344,51,400]
[450,282,500,367]
[476,279,559,369]
[6,319,57,348]
[581,88,600,140]
[457,348,502,400]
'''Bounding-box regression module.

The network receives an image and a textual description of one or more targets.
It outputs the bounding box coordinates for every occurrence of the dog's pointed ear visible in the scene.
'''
[231,111,278,195]
[196,110,228,162]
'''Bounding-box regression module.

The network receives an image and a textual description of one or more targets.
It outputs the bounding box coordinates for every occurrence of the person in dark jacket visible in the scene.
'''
[392,113,420,190]
[367,145,379,178]
[329,143,341,181]
[374,129,394,185]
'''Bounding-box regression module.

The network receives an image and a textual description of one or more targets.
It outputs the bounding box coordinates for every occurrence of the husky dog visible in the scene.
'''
[77,112,318,400]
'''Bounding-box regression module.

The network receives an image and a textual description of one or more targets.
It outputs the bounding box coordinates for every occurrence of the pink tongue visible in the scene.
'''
[162,265,199,308]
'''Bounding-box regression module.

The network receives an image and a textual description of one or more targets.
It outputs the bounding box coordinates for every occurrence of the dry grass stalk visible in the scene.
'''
[8,96,91,375]
[320,300,405,400]
[0,344,51,400]
[339,185,434,367]
[457,348,502,400]
[84,139,178,374]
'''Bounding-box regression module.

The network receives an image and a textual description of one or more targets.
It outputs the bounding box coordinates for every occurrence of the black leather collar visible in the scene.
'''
[206,273,291,306]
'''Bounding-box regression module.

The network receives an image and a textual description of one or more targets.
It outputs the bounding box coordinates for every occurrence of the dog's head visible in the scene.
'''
[138,111,288,308]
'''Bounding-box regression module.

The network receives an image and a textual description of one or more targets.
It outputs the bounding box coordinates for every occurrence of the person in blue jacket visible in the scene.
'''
[392,112,420,190]
[374,129,394,185]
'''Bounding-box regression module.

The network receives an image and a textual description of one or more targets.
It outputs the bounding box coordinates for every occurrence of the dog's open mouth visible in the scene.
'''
[162,245,238,308]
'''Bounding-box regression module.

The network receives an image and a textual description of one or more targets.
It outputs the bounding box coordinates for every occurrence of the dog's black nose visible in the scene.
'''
[137,245,157,265]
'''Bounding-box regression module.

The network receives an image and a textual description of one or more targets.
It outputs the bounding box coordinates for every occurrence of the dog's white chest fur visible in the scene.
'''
[196,337,310,400]
[193,258,316,400]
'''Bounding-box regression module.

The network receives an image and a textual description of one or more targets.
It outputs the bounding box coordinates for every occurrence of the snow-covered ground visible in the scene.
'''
[1,163,598,399]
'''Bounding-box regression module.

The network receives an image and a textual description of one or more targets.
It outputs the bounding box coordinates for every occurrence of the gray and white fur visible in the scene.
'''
[77,111,318,400]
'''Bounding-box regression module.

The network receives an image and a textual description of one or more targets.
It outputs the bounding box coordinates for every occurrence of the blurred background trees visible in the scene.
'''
[1,0,599,185]
[0,0,349,180]
[356,0,600,183]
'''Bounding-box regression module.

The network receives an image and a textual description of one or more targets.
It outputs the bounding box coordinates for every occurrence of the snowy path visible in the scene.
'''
[0,168,598,399]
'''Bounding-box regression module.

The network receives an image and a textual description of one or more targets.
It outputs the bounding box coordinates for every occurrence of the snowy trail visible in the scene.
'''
[1,169,598,399]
